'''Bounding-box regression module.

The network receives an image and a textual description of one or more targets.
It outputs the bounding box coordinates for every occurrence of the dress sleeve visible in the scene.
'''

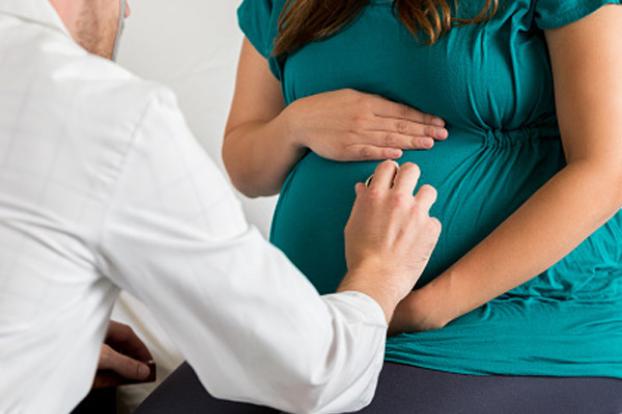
[237,0,283,79]
[535,0,621,29]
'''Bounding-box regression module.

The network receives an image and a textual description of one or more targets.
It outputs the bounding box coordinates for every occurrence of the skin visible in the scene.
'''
[339,161,442,320]
[45,4,444,394]
[47,0,153,388]
[222,41,446,318]
[49,0,132,59]
[226,5,622,334]
[95,322,154,388]
[223,40,448,198]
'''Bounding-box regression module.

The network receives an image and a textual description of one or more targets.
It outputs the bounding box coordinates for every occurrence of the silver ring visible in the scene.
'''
[365,175,374,187]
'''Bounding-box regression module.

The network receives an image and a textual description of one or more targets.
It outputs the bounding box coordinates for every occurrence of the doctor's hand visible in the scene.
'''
[284,89,448,161]
[338,161,442,322]
[93,321,155,389]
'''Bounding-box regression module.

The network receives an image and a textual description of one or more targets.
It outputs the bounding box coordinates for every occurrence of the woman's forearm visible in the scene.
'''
[223,109,306,198]
[413,160,622,328]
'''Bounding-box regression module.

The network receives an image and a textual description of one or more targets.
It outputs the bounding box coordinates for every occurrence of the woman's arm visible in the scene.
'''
[223,40,448,198]
[222,39,299,197]
[392,5,622,332]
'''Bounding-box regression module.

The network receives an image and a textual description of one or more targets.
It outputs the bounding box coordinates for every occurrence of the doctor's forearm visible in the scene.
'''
[413,161,622,327]
[222,111,305,198]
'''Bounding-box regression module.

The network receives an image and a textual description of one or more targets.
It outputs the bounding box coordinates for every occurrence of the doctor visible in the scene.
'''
[0,0,442,413]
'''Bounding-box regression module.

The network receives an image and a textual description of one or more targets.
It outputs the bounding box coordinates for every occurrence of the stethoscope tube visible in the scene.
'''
[112,0,126,61]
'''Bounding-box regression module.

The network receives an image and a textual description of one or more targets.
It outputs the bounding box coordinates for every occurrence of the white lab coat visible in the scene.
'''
[0,0,388,413]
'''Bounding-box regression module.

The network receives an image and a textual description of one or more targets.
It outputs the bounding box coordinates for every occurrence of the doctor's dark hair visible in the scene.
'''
[273,0,499,55]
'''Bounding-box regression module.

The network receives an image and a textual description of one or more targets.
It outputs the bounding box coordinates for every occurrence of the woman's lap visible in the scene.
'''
[360,363,622,414]
[135,362,622,414]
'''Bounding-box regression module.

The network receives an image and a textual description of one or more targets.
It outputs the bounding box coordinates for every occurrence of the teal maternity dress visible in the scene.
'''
[238,0,622,378]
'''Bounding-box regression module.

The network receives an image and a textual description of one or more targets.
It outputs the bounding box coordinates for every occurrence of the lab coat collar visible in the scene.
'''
[0,0,70,36]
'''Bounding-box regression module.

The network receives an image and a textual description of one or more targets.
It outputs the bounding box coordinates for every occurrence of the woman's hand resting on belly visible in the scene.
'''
[223,39,447,197]
[284,89,448,162]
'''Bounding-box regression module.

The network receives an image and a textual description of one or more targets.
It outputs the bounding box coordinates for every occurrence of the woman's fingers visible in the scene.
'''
[345,145,403,160]
[366,131,435,150]
[369,117,449,141]
[368,95,445,127]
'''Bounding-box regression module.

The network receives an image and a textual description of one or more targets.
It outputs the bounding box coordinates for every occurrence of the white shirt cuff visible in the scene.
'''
[322,291,388,328]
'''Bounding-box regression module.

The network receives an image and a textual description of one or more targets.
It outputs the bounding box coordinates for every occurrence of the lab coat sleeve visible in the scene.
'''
[97,89,388,413]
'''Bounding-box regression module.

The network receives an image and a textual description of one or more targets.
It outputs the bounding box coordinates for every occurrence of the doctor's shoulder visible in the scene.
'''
[51,54,176,133]
[43,58,185,162]
[11,17,180,144]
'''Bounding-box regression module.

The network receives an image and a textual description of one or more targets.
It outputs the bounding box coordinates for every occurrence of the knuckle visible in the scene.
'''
[400,105,411,118]
[414,137,431,148]
[395,120,408,134]
[351,115,366,130]
[390,193,411,208]
[344,131,358,143]
[425,126,436,137]
[359,146,373,159]
[411,202,427,217]
[343,145,357,158]
[385,133,398,147]
[366,187,383,200]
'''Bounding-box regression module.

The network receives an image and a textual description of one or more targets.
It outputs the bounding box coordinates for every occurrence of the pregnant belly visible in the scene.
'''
[271,129,566,294]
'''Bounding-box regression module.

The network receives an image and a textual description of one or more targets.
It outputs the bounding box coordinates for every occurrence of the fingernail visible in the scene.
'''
[438,129,449,139]
[138,363,150,378]
[434,118,446,127]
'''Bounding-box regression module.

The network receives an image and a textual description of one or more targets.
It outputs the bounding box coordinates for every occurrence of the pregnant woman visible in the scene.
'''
[221,0,622,411]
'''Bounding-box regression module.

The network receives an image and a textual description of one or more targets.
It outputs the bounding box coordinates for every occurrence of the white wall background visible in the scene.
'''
[118,0,277,236]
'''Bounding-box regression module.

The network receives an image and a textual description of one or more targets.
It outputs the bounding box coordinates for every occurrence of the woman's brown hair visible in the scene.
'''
[274,0,499,56]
